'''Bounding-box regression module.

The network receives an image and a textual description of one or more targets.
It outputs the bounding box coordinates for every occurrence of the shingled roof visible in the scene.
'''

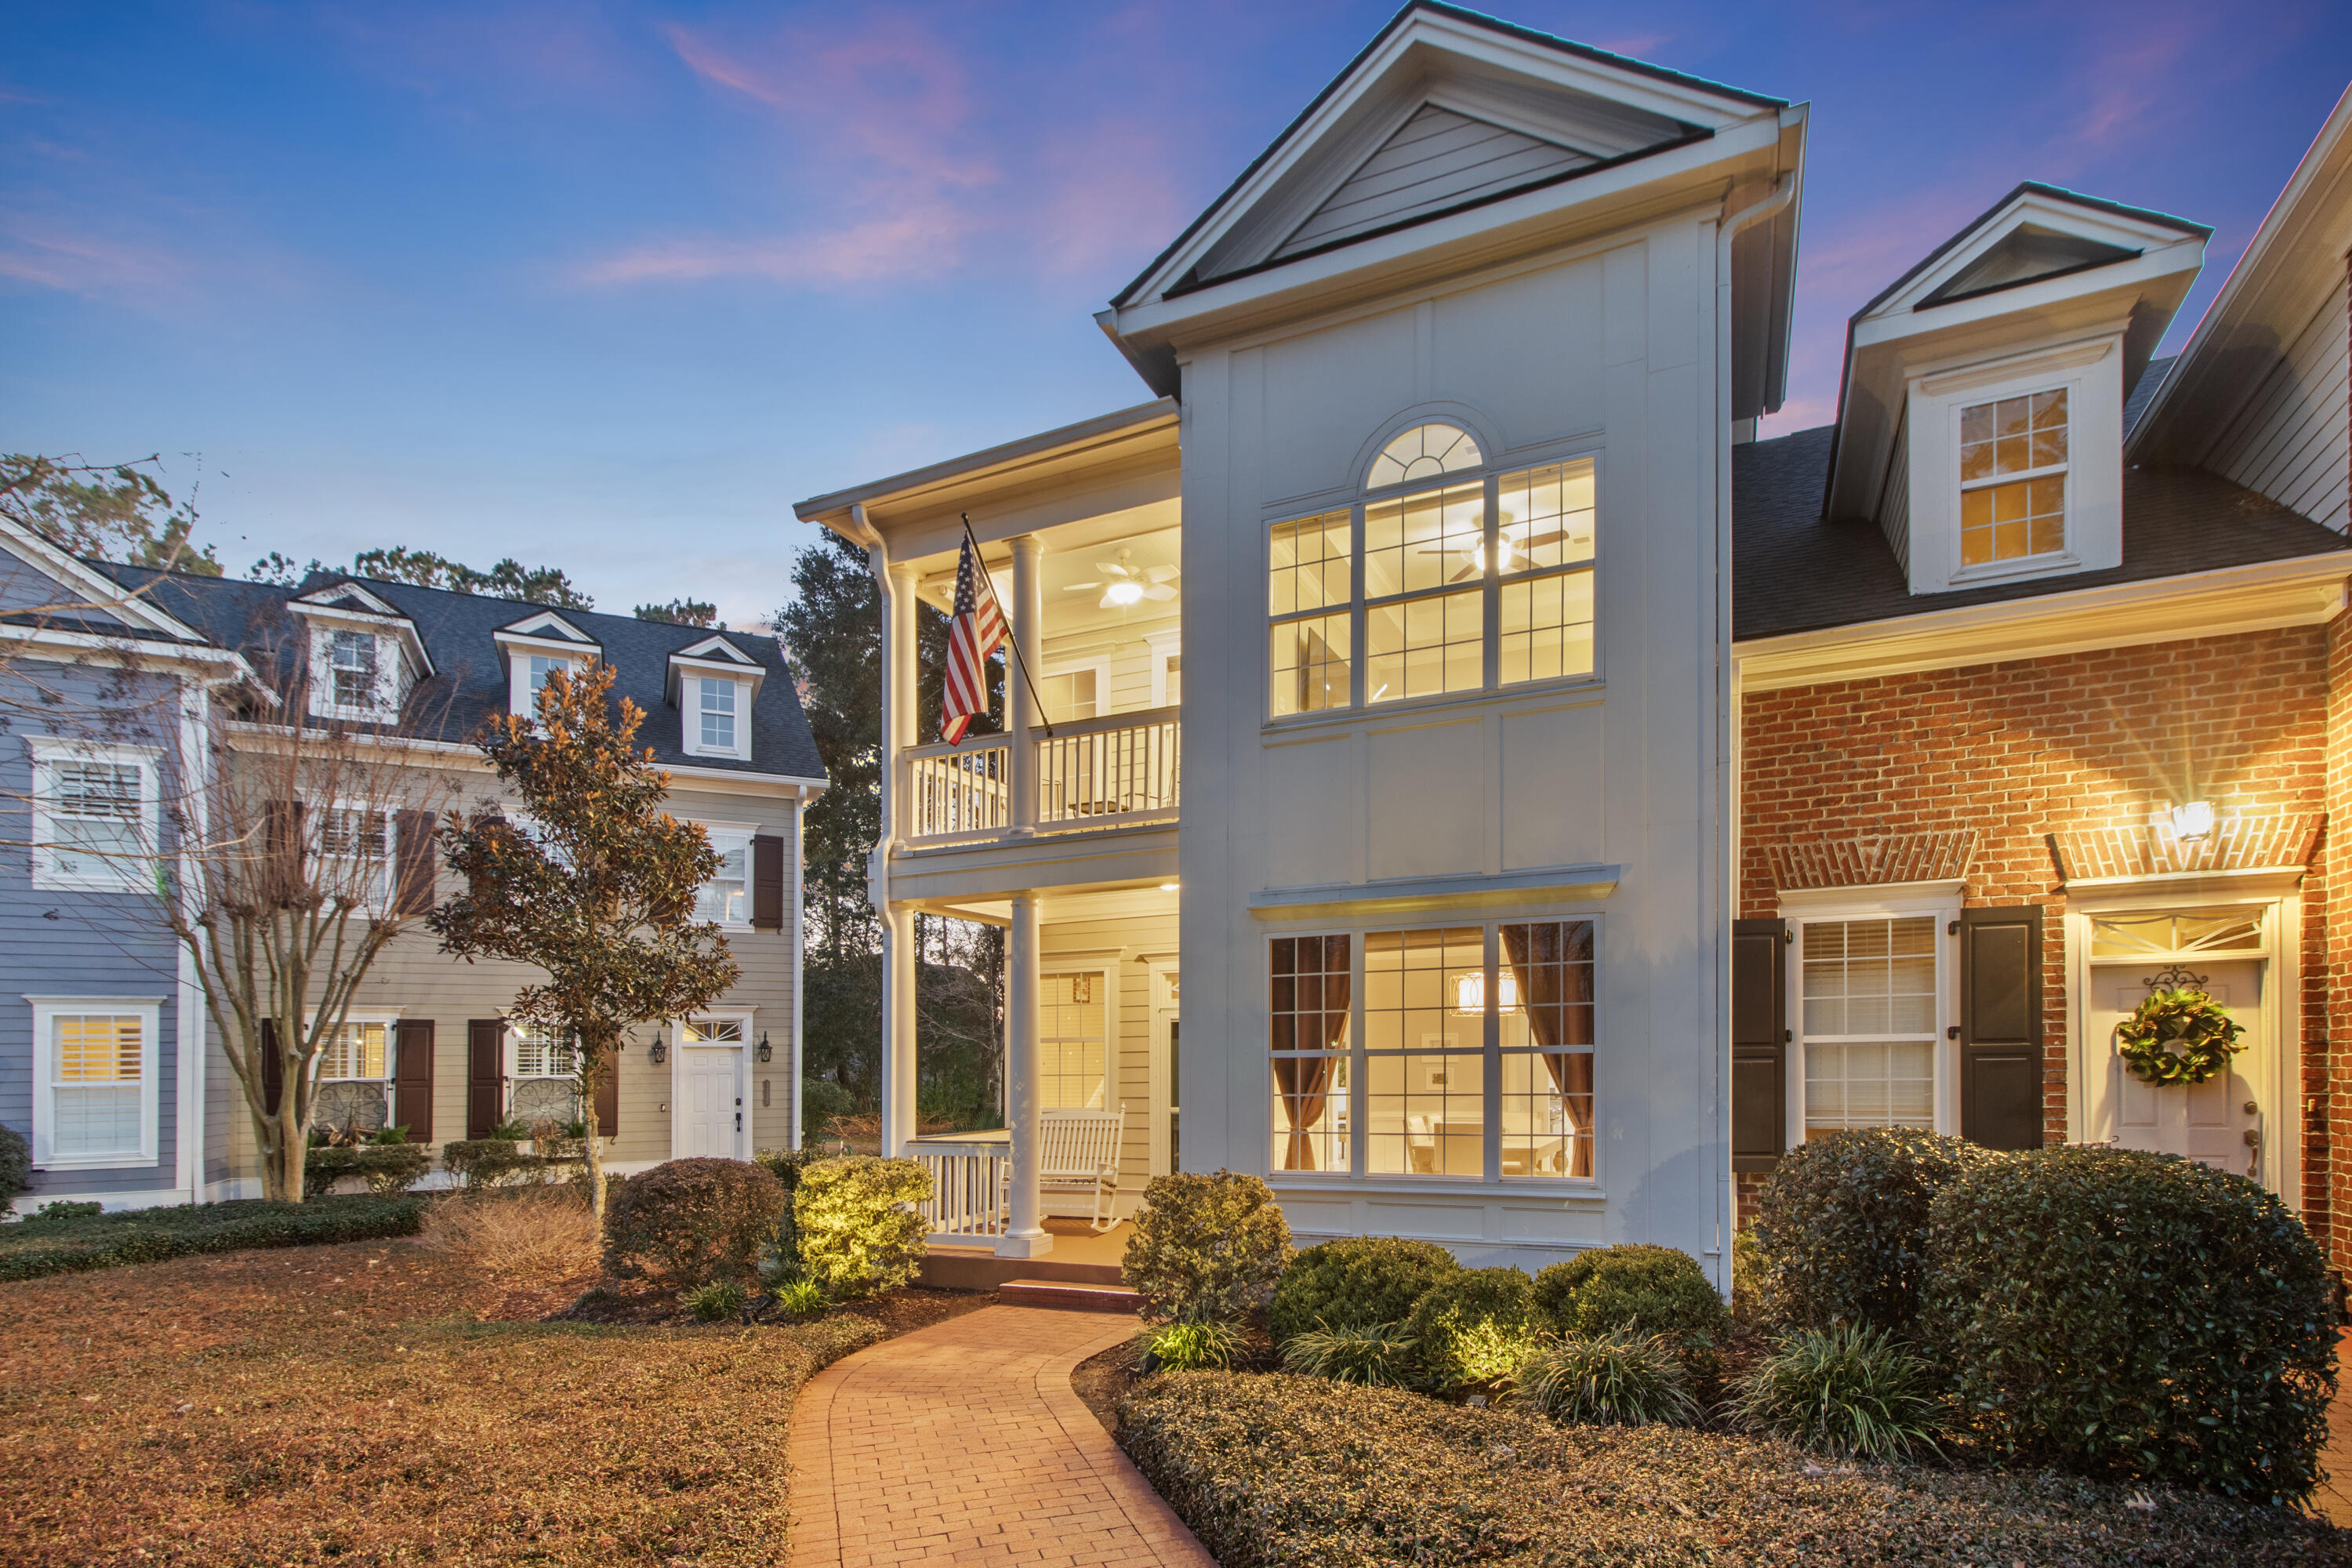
[93,563,826,785]
[1733,424,2350,642]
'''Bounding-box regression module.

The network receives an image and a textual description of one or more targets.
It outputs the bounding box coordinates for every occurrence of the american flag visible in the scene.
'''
[940,536,1004,745]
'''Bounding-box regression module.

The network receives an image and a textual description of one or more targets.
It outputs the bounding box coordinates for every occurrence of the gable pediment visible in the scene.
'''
[1916,223,2141,309]
[1857,183,2208,325]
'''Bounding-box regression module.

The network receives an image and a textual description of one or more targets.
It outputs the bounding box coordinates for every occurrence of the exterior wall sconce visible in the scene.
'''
[648,1029,668,1065]
[2170,800,2216,844]
[756,1032,772,1063]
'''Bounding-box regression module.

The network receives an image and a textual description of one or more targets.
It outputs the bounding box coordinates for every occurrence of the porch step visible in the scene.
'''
[918,1245,1127,1294]
[1000,1278,1143,1313]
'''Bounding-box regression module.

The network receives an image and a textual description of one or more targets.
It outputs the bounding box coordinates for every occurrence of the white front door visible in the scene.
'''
[677,1046,741,1160]
[2089,957,2267,1183]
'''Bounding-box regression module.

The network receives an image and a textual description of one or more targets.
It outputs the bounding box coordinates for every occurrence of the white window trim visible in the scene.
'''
[27,995,165,1169]
[670,1009,756,1160]
[307,625,401,722]
[28,736,162,895]
[681,818,760,931]
[509,651,584,719]
[1040,655,1115,725]
[1144,630,1182,710]
[1777,883,1962,1146]
[310,797,399,917]
[1038,964,1116,1112]
[683,674,752,761]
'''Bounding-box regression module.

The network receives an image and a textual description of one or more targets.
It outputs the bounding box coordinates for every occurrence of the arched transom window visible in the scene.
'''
[1268,424,1598,718]
[1366,423,1483,490]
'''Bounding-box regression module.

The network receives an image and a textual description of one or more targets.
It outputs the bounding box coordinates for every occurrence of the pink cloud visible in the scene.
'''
[575,201,979,289]
[0,220,192,298]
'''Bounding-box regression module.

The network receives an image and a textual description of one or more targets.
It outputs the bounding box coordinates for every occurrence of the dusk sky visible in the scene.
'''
[5,1,2348,630]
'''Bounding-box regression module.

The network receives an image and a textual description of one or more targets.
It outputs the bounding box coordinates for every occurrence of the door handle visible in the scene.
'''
[2243,1101,2262,1181]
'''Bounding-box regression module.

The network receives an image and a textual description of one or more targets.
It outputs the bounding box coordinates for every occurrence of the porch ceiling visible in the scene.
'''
[920,881,1179,928]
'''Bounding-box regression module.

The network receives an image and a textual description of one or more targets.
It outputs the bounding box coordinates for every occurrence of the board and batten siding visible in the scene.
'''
[1041,910,1178,1211]
[2205,274,2351,534]
[1278,106,1592,260]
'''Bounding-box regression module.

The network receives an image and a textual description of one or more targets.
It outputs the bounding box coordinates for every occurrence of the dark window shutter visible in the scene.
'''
[1960,906,2044,1150]
[593,1048,619,1138]
[261,1017,285,1115]
[394,1018,435,1143]
[1731,919,1788,1171]
[466,1019,506,1138]
[392,811,437,916]
[750,833,785,930]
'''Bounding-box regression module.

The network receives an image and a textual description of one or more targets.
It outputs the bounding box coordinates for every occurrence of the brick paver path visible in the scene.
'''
[789,1304,1216,1567]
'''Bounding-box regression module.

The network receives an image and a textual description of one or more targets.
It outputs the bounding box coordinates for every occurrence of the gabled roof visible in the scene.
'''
[673,634,757,665]
[0,516,219,650]
[493,608,598,645]
[291,579,404,618]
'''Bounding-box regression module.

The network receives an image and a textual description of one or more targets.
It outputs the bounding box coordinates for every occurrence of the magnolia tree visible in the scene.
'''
[160,624,459,1201]
[430,663,739,1218]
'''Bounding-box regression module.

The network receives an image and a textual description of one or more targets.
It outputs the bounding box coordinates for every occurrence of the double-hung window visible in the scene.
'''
[329,629,380,710]
[1798,915,1938,1133]
[1266,423,1597,718]
[313,1018,394,1134]
[30,998,161,1167]
[31,739,158,893]
[697,677,740,754]
[1041,973,1108,1110]
[318,804,393,911]
[692,828,752,926]
[1958,387,2067,567]
[1269,917,1596,1182]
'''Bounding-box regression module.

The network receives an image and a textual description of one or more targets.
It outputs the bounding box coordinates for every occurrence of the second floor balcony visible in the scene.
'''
[902,702,1180,847]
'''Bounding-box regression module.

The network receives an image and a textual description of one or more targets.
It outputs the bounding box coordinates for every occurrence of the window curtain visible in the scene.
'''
[1503,921,1595,1178]
[1276,952,1350,1172]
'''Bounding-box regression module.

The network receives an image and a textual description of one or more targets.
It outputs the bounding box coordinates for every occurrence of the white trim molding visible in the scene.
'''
[27,735,164,895]
[27,995,166,1171]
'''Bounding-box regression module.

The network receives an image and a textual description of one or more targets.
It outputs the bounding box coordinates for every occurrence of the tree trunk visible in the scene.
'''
[583,1046,609,1223]
[275,1102,307,1203]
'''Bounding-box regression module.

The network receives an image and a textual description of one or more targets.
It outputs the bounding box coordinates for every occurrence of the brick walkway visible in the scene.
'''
[788,1304,1216,1567]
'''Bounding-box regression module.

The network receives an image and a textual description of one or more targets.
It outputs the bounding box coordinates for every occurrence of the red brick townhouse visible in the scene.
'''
[1727,88,2352,1277]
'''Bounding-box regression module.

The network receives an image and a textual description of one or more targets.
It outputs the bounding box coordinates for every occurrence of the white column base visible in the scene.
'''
[993,1229,1055,1258]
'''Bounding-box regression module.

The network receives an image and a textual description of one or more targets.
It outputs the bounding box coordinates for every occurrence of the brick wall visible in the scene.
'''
[1740,622,2335,1256]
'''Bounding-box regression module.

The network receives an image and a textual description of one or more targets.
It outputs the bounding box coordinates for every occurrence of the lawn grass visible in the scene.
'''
[0,1233,882,1564]
[0,1193,423,1280]
[1120,1370,2352,1567]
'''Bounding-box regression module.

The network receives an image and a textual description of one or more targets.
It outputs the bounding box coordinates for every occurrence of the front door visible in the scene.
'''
[2086,938,2268,1184]
[677,1046,740,1160]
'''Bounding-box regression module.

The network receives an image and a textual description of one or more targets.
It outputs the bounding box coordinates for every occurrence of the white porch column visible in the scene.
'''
[871,550,921,1158]
[1007,534,1044,839]
[997,891,1052,1257]
[880,906,919,1157]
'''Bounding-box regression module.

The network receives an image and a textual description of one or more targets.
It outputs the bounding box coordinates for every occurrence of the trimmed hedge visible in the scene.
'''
[0,1124,31,1212]
[1751,1126,1998,1331]
[1123,1171,1292,1323]
[1403,1265,1538,1392]
[603,1158,786,1288]
[1922,1145,2336,1502]
[795,1156,930,1297]
[1532,1243,1725,1343]
[441,1137,584,1189]
[0,1193,424,1281]
[1269,1236,1459,1348]
[304,1142,433,1196]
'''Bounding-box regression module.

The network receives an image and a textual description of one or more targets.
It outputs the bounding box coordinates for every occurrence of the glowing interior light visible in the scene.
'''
[2170,800,2216,843]
[1454,970,1522,1014]
[1105,579,1145,607]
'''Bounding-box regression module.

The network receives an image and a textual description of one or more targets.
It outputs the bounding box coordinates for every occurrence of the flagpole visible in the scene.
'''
[962,513,1054,739]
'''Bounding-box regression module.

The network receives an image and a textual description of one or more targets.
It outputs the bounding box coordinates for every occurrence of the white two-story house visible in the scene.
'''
[797,2,1806,1282]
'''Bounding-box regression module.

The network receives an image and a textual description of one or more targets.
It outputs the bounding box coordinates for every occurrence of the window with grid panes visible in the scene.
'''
[1269,935,1350,1172]
[50,1014,143,1159]
[1268,511,1352,717]
[329,629,380,709]
[1799,916,1937,1132]
[1040,973,1107,1110]
[1363,926,1485,1176]
[1959,388,2067,566]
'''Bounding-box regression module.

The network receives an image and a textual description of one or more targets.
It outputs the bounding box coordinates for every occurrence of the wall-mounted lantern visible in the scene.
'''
[2170,800,2216,844]
[756,1032,773,1063]
[648,1029,669,1065]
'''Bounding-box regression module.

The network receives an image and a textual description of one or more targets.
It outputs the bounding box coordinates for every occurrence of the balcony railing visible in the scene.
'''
[909,1135,1009,1240]
[901,706,1179,846]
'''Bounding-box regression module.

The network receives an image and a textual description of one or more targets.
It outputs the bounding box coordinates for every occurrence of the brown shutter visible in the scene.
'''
[391,811,437,916]
[261,1017,285,1116]
[466,1019,506,1138]
[750,833,786,930]
[394,1019,435,1142]
[593,1047,619,1138]
[1960,906,2045,1150]
[1731,918,1788,1171]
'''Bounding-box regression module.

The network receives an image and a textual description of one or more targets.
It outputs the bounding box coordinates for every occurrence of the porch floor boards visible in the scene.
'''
[789,1303,1211,1568]
[920,1218,1134,1292]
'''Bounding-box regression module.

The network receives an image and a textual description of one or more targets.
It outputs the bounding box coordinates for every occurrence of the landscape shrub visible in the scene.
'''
[0,1124,33,1211]
[771,1277,828,1319]
[800,1075,855,1141]
[1268,1236,1459,1347]
[1751,1126,1999,1331]
[684,1278,748,1322]
[1922,1145,2334,1502]
[27,1200,104,1224]
[440,1137,583,1189]
[1139,1316,1247,1373]
[1730,1226,1769,1323]
[0,1193,422,1280]
[304,1142,433,1196]
[1123,1170,1292,1323]
[794,1155,930,1296]
[1517,1328,1699,1428]
[602,1157,786,1288]
[416,1184,600,1281]
[1729,1324,1942,1463]
[1404,1266,1540,1392]
[1280,1321,1421,1386]
[753,1145,825,1285]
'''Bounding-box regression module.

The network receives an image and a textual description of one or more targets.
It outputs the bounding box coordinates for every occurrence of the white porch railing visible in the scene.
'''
[1039,706,1181,827]
[900,708,1179,845]
[910,1137,1010,1240]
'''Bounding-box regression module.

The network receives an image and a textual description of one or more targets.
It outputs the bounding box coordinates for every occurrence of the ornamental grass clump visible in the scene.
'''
[601,1156,786,1288]
[1729,1324,1943,1463]
[1517,1327,1699,1428]
[1405,1266,1540,1393]
[1922,1145,2334,1502]
[1139,1316,1248,1373]
[794,1155,930,1296]
[771,1276,828,1319]
[1280,1321,1421,1386]
[1751,1126,1999,1332]
[1269,1236,1459,1348]
[1123,1170,1292,1323]
[684,1278,747,1322]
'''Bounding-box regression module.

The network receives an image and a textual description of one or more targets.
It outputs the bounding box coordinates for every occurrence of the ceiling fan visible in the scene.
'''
[1412,513,1589,582]
[1063,548,1180,609]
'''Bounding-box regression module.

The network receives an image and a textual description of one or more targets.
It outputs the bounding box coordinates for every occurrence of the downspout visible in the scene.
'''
[789,785,808,1152]
[1713,176,1796,1283]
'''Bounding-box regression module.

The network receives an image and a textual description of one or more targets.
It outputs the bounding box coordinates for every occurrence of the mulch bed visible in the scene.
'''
[1117,1370,2352,1567]
[0,1236,985,1566]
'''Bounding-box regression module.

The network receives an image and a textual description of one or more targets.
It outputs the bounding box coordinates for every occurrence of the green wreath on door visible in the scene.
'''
[2114,987,2246,1087]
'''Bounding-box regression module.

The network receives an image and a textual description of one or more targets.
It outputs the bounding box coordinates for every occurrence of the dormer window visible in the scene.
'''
[666,635,764,761]
[527,653,575,699]
[1959,388,2068,567]
[291,583,427,723]
[698,676,740,753]
[328,630,380,710]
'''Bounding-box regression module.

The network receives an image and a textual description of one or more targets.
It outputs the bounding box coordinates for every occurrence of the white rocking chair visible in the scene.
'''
[1039,1105,1126,1232]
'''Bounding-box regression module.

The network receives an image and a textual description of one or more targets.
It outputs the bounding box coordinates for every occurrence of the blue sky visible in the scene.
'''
[5,2,2347,628]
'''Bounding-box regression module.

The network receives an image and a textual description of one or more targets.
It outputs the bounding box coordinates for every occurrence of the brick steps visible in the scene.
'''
[998,1278,1143,1312]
